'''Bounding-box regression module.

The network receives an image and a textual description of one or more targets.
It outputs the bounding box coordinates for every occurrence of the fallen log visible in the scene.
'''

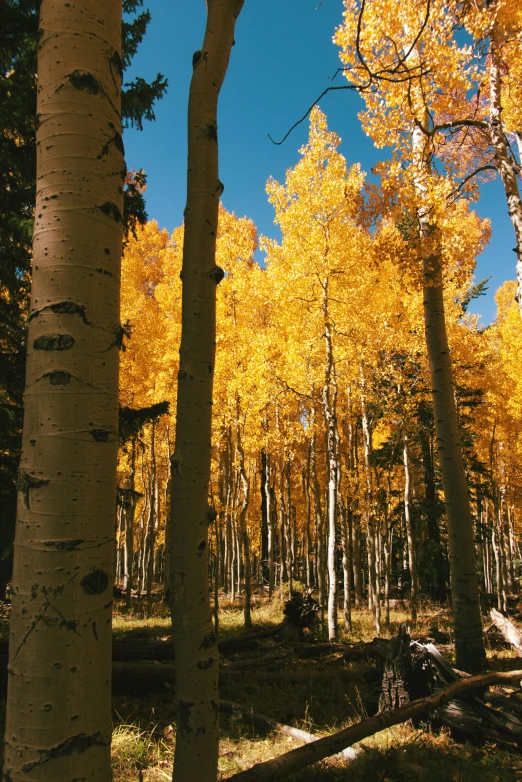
[111,660,374,694]
[219,624,286,655]
[410,640,522,743]
[111,623,285,661]
[112,637,174,662]
[219,700,359,761]
[224,670,522,782]
[221,650,292,671]
[294,638,396,662]
[0,626,287,666]
[490,609,522,656]
[221,665,374,686]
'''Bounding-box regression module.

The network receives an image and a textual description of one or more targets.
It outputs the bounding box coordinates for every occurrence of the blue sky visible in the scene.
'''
[123,0,517,325]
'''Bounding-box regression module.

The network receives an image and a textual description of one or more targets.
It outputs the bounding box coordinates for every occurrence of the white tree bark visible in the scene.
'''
[5,1,123,778]
[489,24,522,316]
[167,2,244,781]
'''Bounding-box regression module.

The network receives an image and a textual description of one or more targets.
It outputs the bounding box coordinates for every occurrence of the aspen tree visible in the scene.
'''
[414,127,486,671]
[4,0,123,778]
[168,2,244,781]
[487,19,522,316]
[336,2,489,672]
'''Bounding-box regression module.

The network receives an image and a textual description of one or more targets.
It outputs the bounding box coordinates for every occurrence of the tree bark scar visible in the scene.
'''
[115,323,131,350]
[97,131,124,160]
[95,266,115,277]
[29,301,90,324]
[109,49,123,79]
[205,507,217,526]
[69,70,101,95]
[199,630,216,650]
[208,265,225,284]
[33,334,75,350]
[80,569,109,595]
[44,370,72,385]
[21,731,107,772]
[17,469,49,509]
[192,50,208,68]
[178,700,196,736]
[89,428,115,442]
[196,657,215,670]
[99,201,123,222]
[43,539,84,550]
[204,123,218,141]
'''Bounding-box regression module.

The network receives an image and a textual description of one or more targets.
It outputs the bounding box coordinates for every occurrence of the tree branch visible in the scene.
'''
[225,669,522,782]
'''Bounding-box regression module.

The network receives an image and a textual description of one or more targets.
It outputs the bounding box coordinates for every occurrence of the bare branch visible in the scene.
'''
[274,375,316,402]
[268,84,364,145]
[446,165,497,201]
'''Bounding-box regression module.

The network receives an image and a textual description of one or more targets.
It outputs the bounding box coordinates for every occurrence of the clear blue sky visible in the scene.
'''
[123,0,517,325]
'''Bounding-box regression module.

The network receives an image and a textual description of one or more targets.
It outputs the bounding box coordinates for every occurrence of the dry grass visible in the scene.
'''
[111,596,522,781]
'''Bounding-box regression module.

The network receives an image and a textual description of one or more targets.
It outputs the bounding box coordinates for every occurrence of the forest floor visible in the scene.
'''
[1,594,522,780]
[108,590,522,782]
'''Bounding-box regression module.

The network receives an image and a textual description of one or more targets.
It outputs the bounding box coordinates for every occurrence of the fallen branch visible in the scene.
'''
[219,624,285,655]
[219,700,359,760]
[111,623,285,662]
[111,659,374,693]
[221,650,291,671]
[294,638,397,661]
[490,609,522,656]
[225,669,522,782]
[221,665,374,685]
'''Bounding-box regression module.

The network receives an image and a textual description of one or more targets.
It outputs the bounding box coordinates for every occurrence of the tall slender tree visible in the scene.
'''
[335,0,489,672]
[4,0,124,778]
[0,0,167,602]
[167,2,244,782]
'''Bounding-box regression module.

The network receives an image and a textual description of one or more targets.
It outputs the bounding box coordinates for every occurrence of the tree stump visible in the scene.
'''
[281,591,319,643]
[378,623,412,712]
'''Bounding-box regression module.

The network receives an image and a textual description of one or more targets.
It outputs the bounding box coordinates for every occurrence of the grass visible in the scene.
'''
[110,594,522,781]
[112,719,174,781]
[1,591,518,779]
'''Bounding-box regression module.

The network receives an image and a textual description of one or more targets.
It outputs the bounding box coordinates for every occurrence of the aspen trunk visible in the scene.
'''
[265,455,275,596]
[403,434,418,622]
[420,410,446,600]
[303,456,313,589]
[261,450,273,593]
[124,444,136,607]
[116,504,124,586]
[383,523,392,629]
[507,504,517,594]
[5,1,123,777]
[167,3,244,780]
[352,515,362,608]
[310,432,325,618]
[489,24,522,316]
[323,296,338,642]
[284,461,294,598]
[277,464,287,601]
[413,119,486,673]
[360,365,380,633]
[236,417,252,629]
[144,423,158,603]
[340,503,352,631]
[213,513,220,637]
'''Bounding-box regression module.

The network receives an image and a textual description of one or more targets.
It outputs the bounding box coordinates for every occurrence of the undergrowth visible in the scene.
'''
[110,594,522,781]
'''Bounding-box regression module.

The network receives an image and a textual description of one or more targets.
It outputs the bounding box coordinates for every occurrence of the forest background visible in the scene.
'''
[3,0,522,780]
[124,0,514,324]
